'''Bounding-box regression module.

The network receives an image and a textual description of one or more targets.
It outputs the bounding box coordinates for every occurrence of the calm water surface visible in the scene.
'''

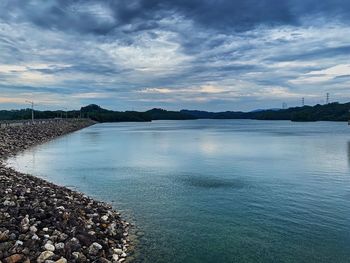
[7,120,350,263]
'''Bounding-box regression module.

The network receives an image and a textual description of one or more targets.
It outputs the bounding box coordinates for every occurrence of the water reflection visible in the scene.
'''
[6,120,350,263]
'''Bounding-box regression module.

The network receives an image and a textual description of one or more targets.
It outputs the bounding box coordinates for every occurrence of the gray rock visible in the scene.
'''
[3,200,16,207]
[30,225,38,233]
[54,242,65,250]
[88,242,102,255]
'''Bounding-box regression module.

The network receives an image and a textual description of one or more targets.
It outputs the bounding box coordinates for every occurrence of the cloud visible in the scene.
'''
[1,0,350,111]
[290,64,350,84]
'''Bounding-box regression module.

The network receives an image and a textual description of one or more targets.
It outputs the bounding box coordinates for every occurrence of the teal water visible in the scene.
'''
[7,120,350,263]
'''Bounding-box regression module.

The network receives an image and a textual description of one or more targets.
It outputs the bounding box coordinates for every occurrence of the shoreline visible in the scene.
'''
[0,120,131,263]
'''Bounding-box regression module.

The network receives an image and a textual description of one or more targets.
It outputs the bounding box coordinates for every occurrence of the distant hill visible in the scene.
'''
[182,102,350,122]
[180,110,247,119]
[1,102,350,122]
[80,104,151,122]
[147,108,196,120]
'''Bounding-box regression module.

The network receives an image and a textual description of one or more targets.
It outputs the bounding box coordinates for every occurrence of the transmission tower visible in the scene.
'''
[302,97,305,107]
[326,93,330,104]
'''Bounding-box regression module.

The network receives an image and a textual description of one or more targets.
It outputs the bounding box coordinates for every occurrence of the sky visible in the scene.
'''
[0,0,350,111]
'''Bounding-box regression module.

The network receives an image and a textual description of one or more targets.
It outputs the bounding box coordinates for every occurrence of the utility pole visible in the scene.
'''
[326,93,330,104]
[25,100,34,123]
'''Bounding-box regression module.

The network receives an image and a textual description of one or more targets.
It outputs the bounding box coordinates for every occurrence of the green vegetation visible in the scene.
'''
[146,108,196,120]
[182,102,350,122]
[1,102,349,122]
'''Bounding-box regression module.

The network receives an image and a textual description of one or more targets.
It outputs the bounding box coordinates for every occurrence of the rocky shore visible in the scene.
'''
[0,120,131,263]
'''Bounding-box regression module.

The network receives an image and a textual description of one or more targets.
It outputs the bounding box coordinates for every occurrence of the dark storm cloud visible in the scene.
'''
[1,0,350,35]
[1,0,350,110]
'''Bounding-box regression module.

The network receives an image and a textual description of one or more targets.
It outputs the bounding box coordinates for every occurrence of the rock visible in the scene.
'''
[30,225,38,233]
[113,249,123,255]
[88,242,102,256]
[54,242,65,250]
[99,258,111,263]
[0,230,9,241]
[44,243,55,252]
[58,233,68,241]
[0,121,129,262]
[14,240,23,246]
[20,215,30,232]
[0,242,13,251]
[3,200,16,207]
[4,254,23,263]
[55,258,67,263]
[36,251,54,263]
[65,238,81,252]
[72,252,87,262]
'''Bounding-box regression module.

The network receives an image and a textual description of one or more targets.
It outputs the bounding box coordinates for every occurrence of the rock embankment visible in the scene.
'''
[0,120,130,263]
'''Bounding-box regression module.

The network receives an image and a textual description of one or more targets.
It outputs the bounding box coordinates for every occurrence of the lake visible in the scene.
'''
[7,120,350,263]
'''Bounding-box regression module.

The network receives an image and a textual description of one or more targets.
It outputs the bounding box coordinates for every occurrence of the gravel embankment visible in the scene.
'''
[0,120,130,263]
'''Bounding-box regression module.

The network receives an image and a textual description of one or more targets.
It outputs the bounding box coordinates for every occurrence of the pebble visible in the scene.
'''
[113,248,123,255]
[0,121,130,262]
[4,253,23,263]
[29,226,38,233]
[0,230,9,241]
[55,258,67,263]
[14,240,23,246]
[44,243,55,252]
[54,243,64,250]
[36,251,54,263]
[88,242,103,255]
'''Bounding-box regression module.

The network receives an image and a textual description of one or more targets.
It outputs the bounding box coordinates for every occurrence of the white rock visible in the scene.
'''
[113,248,123,255]
[112,254,119,262]
[15,240,23,246]
[44,243,55,252]
[43,227,49,232]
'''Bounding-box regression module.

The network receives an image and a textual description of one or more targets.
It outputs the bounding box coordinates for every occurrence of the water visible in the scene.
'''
[7,120,350,263]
